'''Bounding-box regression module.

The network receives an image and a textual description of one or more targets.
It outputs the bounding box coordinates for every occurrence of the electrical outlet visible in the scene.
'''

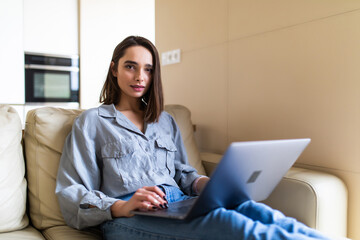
[161,49,181,66]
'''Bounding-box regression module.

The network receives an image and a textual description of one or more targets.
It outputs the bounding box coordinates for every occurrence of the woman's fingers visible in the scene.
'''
[133,186,168,209]
[139,201,159,211]
[143,186,167,201]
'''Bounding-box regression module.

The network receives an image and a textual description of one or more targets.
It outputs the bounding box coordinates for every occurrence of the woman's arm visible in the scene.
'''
[56,115,118,229]
[167,114,203,195]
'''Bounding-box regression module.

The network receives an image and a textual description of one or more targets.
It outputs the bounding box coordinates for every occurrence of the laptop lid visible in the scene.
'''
[186,138,311,219]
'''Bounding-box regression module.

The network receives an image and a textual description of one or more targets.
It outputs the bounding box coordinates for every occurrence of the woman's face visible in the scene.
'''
[112,46,153,101]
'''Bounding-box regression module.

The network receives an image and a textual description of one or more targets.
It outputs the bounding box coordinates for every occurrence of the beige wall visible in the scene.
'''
[155,1,360,239]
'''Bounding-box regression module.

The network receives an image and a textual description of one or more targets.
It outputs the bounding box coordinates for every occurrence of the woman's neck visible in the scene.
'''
[115,97,146,133]
[116,96,142,112]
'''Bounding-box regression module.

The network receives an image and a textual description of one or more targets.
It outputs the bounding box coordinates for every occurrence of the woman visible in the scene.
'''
[56,36,331,239]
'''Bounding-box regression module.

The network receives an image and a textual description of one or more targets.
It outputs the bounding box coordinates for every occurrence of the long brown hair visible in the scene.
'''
[99,36,164,123]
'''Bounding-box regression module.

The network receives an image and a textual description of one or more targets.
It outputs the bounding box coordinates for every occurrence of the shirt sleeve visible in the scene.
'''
[55,115,117,230]
[168,115,201,196]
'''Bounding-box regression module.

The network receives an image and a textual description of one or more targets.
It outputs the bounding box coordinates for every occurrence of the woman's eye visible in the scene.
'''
[125,65,134,69]
[145,68,153,73]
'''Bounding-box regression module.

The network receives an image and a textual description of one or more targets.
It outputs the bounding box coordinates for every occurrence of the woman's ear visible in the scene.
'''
[110,61,117,77]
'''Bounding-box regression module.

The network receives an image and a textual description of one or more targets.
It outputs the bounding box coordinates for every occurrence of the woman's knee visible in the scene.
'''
[236,200,286,224]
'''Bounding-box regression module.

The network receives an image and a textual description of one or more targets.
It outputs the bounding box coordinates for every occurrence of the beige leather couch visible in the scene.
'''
[0,104,349,239]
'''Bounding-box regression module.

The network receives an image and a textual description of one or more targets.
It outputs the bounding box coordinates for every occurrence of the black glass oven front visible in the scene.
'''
[25,53,79,103]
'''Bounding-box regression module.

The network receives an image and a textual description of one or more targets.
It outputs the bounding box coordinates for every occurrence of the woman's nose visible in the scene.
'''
[136,70,145,82]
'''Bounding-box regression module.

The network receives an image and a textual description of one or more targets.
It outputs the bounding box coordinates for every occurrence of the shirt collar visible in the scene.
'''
[98,104,117,118]
[98,103,148,138]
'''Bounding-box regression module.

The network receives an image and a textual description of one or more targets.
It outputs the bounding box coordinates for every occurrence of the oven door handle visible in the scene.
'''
[25,64,79,72]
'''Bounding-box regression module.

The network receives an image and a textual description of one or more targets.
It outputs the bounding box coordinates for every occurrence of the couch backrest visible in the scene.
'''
[0,105,29,232]
[25,107,83,229]
[24,105,205,230]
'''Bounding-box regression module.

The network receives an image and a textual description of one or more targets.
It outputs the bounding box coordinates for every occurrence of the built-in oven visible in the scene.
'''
[25,53,79,103]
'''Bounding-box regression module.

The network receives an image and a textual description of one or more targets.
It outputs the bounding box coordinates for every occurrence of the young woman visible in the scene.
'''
[56,36,331,240]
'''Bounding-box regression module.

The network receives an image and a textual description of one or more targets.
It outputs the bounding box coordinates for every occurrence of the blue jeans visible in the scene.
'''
[101,185,331,240]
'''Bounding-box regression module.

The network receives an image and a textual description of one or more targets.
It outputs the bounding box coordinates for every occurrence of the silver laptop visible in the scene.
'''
[132,138,311,220]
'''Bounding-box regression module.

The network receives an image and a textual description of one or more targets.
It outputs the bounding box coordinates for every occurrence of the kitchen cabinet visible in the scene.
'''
[23,0,79,56]
[0,0,24,104]
[0,0,78,105]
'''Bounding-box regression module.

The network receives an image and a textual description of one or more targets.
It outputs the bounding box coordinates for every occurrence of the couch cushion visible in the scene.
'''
[0,225,44,240]
[0,105,29,232]
[42,226,101,240]
[24,105,203,230]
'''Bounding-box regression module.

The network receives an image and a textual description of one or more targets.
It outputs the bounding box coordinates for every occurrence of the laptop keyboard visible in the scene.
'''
[166,198,197,213]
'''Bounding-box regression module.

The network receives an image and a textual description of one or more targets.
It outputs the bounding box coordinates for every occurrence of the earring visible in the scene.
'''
[141,97,148,106]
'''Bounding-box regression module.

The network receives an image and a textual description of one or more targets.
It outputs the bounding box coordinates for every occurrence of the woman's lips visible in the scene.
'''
[131,85,145,92]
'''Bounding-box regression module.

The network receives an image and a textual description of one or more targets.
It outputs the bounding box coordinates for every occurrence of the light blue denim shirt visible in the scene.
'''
[55,104,200,229]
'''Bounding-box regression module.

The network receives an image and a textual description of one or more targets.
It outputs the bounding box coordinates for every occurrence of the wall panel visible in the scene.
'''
[156,1,360,238]
[228,11,360,173]
[162,44,229,153]
[156,0,228,52]
[228,0,360,40]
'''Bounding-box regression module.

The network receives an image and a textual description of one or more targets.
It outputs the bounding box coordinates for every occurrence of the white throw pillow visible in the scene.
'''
[0,105,28,232]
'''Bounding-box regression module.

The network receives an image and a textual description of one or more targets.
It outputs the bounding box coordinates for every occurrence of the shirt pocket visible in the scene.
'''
[101,141,144,186]
[154,136,177,176]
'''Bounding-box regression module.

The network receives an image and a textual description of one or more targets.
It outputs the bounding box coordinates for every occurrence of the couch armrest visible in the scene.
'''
[200,152,222,176]
[200,152,348,239]
[263,167,348,239]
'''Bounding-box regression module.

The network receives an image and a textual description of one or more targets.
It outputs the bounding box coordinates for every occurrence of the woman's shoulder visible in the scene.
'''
[157,111,178,130]
[159,111,175,123]
[77,107,98,122]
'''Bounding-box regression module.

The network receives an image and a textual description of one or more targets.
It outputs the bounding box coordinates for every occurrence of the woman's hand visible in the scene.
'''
[193,176,210,195]
[110,186,168,218]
